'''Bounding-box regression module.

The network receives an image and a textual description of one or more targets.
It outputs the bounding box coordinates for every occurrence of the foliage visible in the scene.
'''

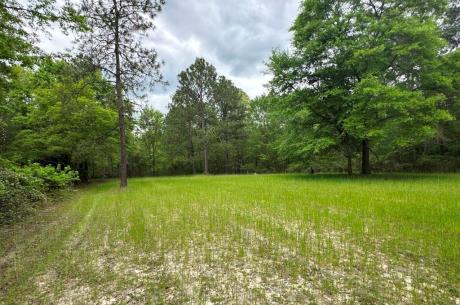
[2,59,119,181]
[171,58,218,174]
[1,0,460,187]
[344,76,452,152]
[269,0,454,174]
[17,163,79,191]
[0,0,83,99]
[244,95,286,172]
[0,167,44,224]
[166,58,250,174]
[0,163,78,224]
[134,107,166,176]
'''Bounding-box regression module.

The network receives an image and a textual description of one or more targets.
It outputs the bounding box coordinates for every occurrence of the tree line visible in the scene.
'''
[1,0,459,188]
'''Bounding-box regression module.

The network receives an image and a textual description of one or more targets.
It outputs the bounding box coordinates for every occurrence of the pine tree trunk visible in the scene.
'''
[117,106,128,186]
[188,124,196,175]
[203,120,209,175]
[114,8,128,188]
[361,139,371,175]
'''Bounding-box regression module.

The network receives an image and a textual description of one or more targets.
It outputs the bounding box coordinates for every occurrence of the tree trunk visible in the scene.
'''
[116,89,128,187]
[114,8,128,188]
[361,139,371,175]
[347,155,353,175]
[203,120,209,175]
[79,161,89,183]
[151,147,156,176]
[191,156,196,174]
[188,124,196,174]
[225,150,229,174]
[204,142,209,174]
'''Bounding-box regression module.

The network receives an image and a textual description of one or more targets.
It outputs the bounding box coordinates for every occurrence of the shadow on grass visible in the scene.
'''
[280,173,458,182]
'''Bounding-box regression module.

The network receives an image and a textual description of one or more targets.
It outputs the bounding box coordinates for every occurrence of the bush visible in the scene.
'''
[0,163,79,225]
[17,163,80,191]
[0,168,44,224]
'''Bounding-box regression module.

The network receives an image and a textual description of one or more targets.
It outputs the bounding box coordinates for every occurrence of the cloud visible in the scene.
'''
[145,92,172,113]
[39,0,299,112]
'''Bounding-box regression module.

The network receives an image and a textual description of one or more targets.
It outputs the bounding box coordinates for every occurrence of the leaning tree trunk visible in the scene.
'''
[114,12,128,188]
[361,139,371,175]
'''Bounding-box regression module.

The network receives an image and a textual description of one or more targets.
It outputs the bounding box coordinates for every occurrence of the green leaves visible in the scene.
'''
[3,59,118,167]
[165,58,250,174]
[0,162,78,224]
[269,0,455,171]
[345,77,452,150]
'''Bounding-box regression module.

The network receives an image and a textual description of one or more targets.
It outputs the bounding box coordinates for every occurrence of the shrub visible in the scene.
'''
[0,168,44,224]
[17,163,80,191]
[0,163,79,225]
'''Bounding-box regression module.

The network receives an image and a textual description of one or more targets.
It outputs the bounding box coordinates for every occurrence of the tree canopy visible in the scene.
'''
[269,0,456,174]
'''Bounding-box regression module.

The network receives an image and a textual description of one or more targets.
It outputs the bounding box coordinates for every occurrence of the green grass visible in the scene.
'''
[1,174,459,304]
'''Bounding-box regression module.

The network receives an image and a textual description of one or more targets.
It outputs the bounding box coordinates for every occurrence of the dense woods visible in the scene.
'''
[1,0,459,185]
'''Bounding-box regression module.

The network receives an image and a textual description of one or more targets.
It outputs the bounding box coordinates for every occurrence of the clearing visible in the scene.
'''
[1,174,459,304]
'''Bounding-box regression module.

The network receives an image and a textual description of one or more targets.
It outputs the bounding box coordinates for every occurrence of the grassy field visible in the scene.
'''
[0,174,459,305]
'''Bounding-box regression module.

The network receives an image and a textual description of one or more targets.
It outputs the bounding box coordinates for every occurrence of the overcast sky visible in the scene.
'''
[39,0,299,112]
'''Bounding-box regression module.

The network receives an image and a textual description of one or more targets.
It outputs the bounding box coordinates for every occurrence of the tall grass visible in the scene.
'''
[1,174,459,304]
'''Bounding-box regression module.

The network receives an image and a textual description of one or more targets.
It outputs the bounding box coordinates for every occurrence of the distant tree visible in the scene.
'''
[244,95,285,173]
[214,76,248,173]
[77,0,166,187]
[170,58,218,174]
[270,0,452,174]
[138,107,164,175]
[165,102,199,174]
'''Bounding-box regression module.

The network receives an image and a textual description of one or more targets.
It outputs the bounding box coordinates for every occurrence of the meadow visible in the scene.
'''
[0,174,459,304]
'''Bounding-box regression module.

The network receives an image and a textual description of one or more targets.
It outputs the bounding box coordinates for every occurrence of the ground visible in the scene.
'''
[0,174,459,305]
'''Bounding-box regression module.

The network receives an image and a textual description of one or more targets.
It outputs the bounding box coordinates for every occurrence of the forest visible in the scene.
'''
[0,0,459,304]
[1,0,459,184]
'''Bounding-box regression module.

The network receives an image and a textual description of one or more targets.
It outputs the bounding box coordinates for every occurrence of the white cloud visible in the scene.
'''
[145,93,172,113]
[38,0,299,113]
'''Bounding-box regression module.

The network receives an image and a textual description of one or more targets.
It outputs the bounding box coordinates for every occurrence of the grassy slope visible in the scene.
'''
[0,174,459,304]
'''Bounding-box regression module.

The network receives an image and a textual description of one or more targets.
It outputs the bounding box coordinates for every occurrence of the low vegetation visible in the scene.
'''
[1,174,459,304]
[0,161,79,224]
